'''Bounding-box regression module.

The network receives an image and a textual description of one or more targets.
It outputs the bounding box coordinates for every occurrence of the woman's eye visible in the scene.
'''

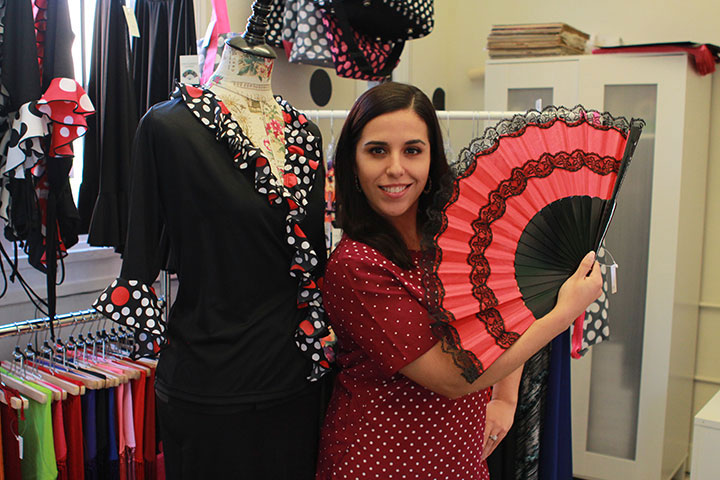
[369,146,386,155]
[406,146,422,155]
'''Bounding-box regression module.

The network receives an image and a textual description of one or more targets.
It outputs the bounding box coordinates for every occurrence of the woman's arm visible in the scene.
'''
[400,251,601,399]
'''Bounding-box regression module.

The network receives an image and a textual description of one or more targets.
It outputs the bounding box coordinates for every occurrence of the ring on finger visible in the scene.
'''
[488,434,498,442]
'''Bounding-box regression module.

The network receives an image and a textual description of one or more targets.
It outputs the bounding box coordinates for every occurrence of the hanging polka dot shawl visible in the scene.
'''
[93,84,335,378]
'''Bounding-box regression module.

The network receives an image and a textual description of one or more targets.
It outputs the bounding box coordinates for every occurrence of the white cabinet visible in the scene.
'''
[484,53,712,480]
[691,389,720,480]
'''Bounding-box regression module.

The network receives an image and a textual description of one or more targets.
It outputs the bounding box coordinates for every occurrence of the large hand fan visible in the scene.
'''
[425,105,644,381]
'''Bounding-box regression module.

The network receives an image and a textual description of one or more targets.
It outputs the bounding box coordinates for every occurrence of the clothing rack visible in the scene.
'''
[0,297,167,340]
[0,309,101,339]
[302,109,525,121]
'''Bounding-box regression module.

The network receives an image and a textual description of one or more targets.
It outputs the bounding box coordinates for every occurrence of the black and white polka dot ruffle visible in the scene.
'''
[92,277,166,358]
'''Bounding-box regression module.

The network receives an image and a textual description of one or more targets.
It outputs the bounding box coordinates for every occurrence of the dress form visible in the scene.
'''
[205,43,286,181]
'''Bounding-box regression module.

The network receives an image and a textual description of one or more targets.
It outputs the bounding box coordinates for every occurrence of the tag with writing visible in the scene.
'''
[609,263,618,294]
[179,55,201,85]
[122,6,141,38]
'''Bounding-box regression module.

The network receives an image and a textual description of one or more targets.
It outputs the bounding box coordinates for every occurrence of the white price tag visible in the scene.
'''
[609,263,618,294]
[179,55,201,85]
[16,435,23,460]
[122,6,141,38]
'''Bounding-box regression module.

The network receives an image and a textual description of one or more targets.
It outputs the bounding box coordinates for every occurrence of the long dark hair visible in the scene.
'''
[335,82,448,269]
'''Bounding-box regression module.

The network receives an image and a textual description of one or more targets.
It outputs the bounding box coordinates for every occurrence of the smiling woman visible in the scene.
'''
[333,82,448,270]
[354,108,432,249]
[315,82,602,480]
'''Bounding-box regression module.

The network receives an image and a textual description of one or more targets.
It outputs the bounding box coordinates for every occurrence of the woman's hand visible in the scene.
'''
[481,366,522,461]
[550,251,603,332]
[481,398,516,461]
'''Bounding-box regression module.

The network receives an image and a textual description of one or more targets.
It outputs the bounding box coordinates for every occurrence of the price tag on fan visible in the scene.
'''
[609,263,618,294]
[16,435,23,459]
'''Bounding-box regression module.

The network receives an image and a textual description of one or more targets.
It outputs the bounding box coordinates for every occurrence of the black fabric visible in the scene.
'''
[487,344,551,480]
[40,0,75,91]
[95,388,109,480]
[123,97,327,404]
[1,0,41,112]
[3,177,41,244]
[157,380,325,479]
[132,0,196,115]
[78,0,138,251]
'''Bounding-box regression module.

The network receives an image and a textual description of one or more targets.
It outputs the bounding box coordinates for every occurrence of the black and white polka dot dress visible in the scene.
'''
[317,237,490,480]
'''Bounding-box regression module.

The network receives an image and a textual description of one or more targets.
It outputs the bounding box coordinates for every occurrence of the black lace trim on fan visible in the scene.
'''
[422,105,645,382]
[453,105,639,179]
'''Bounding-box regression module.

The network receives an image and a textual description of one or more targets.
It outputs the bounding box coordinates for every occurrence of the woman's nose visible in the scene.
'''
[386,152,404,176]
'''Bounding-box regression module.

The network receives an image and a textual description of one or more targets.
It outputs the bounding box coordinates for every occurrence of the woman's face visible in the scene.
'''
[354,108,431,234]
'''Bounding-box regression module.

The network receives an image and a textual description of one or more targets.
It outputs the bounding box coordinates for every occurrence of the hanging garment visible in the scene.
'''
[106,387,120,480]
[0,0,11,164]
[39,0,75,91]
[62,394,84,480]
[33,0,47,79]
[78,0,138,251]
[487,344,551,480]
[51,400,68,480]
[0,0,41,222]
[132,0,196,115]
[1,401,22,480]
[11,377,57,480]
[81,390,98,480]
[143,367,156,480]
[1,0,41,113]
[131,371,146,480]
[539,330,573,480]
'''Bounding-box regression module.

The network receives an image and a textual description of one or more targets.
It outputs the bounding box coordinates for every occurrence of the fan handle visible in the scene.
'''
[593,121,644,250]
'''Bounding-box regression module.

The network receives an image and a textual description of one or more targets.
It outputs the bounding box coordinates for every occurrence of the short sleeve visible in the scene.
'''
[323,253,437,378]
[92,108,168,358]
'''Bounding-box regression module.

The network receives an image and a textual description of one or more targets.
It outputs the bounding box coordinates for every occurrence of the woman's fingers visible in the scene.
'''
[573,251,596,278]
[555,251,603,323]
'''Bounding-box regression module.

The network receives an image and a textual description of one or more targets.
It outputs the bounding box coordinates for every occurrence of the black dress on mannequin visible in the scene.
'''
[93,83,331,479]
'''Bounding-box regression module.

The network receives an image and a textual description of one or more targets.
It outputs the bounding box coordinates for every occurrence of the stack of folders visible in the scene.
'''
[487,23,590,58]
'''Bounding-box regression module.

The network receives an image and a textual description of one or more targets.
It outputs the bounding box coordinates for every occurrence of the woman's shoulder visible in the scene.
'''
[328,236,392,270]
[325,235,421,288]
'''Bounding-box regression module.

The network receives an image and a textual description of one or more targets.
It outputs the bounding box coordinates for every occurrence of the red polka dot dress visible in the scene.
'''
[317,236,490,480]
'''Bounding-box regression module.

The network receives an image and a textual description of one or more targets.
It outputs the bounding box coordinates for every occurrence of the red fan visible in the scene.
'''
[426,105,644,381]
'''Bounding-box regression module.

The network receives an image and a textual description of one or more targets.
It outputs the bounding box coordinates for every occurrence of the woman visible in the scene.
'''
[316,82,602,479]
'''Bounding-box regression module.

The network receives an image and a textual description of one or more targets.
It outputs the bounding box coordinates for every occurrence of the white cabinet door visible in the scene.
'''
[485,56,580,111]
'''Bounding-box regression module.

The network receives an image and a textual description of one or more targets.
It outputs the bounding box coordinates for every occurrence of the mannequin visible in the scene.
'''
[205,44,286,181]
[91,3,333,478]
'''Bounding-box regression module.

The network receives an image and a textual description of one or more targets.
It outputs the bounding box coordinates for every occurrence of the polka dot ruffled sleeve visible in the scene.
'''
[93,278,165,358]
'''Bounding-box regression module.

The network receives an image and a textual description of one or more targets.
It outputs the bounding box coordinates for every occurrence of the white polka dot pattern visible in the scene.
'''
[263,0,287,48]
[281,0,333,67]
[317,237,490,479]
[92,277,166,358]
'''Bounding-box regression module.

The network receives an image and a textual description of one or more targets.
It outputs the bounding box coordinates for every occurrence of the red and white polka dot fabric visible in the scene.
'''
[317,236,490,479]
[36,77,94,157]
